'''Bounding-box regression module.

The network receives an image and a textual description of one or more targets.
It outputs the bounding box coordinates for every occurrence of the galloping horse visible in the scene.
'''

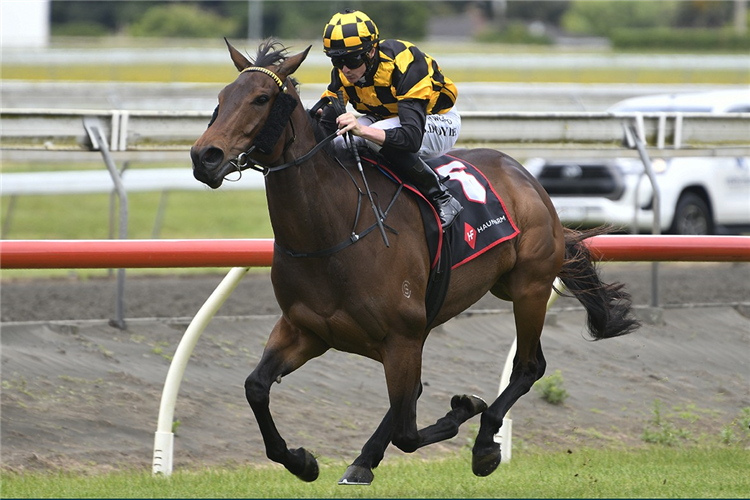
[191,39,639,484]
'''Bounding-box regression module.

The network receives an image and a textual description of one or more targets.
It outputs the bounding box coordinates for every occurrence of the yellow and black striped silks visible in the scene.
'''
[322,39,457,120]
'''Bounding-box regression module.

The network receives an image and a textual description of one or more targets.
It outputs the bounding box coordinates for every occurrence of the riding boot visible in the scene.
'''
[382,149,463,230]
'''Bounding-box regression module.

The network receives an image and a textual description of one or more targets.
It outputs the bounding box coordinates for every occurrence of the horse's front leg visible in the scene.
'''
[245,317,328,482]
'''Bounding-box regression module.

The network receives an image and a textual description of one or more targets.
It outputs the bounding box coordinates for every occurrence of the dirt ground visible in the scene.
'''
[1,262,749,474]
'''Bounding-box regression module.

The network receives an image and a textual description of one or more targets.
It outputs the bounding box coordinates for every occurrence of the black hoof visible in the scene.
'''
[451,394,488,417]
[290,447,319,482]
[338,465,374,485]
[472,447,501,477]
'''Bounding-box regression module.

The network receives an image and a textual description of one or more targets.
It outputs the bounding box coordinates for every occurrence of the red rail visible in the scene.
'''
[0,236,748,269]
[586,235,750,262]
[0,239,275,269]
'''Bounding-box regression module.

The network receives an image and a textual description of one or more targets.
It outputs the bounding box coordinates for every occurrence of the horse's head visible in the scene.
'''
[190,39,311,188]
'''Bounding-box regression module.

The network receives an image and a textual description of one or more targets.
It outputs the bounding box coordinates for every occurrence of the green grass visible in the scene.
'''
[4,62,748,84]
[1,190,272,240]
[3,40,748,85]
[0,185,273,280]
[2,447,748,498]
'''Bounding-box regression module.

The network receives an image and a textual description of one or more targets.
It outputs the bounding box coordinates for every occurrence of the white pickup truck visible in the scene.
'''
[524,89,750,235]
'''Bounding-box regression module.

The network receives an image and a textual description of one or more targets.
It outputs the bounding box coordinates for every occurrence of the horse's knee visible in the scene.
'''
[244,373,270,406]
[391,431,420,453]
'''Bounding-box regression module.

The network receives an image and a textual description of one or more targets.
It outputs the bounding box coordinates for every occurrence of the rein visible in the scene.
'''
[224,66,397,258]
[233,129,339,176]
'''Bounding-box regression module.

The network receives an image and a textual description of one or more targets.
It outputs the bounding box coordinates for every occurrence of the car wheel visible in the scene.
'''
[669,192,713,235]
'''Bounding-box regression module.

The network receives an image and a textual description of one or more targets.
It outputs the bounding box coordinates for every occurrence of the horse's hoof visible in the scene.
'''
[451,394,488,416]
[338,465,374,485]
[290,447,319,482]
[472,447,502,477]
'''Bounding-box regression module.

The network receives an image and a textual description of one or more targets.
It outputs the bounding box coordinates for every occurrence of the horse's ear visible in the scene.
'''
[225,37,251,72]
[276,45,312,80]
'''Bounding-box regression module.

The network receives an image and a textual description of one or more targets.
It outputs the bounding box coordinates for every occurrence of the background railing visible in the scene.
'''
[3,109,749,325]
[3,108,749,156]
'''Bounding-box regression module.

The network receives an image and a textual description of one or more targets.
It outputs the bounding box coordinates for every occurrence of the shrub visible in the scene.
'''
[475,22,553,45]
[642,399,691,446]
[611,28,750,52]
[128,4,239,39]
[533,370,569,404]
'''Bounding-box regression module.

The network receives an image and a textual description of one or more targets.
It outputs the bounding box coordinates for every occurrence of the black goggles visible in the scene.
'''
[331,53,366,70]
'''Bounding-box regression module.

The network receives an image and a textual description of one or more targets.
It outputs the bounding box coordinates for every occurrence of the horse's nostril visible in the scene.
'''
[201,148,224,170]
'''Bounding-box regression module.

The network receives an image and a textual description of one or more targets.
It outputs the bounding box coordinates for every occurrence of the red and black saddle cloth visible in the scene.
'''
[362,152,520,327]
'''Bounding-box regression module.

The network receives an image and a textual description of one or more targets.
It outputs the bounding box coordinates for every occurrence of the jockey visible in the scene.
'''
[318,9,463,229]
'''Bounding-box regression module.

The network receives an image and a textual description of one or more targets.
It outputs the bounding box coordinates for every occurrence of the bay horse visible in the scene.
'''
[190,39,639,485]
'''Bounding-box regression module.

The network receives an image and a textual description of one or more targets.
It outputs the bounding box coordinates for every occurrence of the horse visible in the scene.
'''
[190,39,640,485]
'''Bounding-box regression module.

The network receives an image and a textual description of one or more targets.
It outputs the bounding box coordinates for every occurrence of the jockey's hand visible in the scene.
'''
[336,112,361,137]
[336,112,386,146]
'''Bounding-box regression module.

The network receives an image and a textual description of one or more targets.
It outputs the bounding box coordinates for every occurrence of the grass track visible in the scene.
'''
[2,447,748,498]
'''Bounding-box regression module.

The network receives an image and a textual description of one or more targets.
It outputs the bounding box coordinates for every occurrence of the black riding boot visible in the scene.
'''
[382,149,463,229]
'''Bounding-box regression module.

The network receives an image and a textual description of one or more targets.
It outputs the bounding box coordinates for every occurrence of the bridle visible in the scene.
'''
[225,66,338,177]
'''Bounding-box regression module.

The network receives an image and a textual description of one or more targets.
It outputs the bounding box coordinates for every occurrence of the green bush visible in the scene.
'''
[475,22,552,45]
[128,4,239,39]
[642,399,692,446]
[533,370,569,404]
[561,1,678,37]
[611,27,750,52]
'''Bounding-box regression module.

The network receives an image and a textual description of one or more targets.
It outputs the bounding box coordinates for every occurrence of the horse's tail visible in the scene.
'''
[556,226,641,340]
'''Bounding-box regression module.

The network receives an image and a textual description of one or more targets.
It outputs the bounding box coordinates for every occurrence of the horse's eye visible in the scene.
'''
[255,95,270,105]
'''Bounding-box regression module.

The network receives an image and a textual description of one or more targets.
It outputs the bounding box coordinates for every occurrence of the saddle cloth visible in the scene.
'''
[364,152,520,270]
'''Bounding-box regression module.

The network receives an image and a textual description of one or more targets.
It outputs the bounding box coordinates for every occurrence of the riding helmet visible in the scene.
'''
[323,9,379,57]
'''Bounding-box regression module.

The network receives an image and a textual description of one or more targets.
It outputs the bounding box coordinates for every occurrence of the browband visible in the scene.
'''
[240,66,284,89]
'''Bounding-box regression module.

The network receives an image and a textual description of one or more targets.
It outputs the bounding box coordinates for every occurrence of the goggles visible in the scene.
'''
[331,53,366,70]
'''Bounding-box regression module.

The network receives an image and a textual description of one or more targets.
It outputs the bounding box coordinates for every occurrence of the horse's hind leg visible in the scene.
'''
[245,317,328,481]
[339,380,486,485]
[471,278,550,477]
[339,408,393,485]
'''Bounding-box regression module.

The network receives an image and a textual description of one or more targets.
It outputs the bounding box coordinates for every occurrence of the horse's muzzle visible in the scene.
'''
[191,146,226,189]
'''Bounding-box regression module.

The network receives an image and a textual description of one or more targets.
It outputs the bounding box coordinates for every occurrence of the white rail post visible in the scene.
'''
[494,277,564,463]
[152,266,250,476]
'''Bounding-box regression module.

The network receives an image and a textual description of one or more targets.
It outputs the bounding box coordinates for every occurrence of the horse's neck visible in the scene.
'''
[264,114,356,249]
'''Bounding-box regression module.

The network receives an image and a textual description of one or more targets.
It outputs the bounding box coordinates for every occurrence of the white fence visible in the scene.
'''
[3,108,749,155]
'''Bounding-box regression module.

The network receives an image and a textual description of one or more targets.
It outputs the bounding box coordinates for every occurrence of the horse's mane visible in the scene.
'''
[252,38,289,67]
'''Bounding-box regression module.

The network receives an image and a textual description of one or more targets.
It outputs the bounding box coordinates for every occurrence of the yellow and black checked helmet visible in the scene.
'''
[323,9,379,57]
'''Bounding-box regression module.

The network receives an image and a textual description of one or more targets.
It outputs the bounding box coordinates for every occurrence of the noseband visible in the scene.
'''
[225,66,338,177]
